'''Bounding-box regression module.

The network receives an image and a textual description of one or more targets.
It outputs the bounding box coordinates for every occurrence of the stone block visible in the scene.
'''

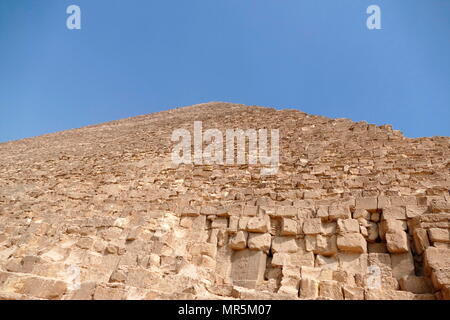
[337,219,360,234]
[328,205,351,221]
[399,276,432,294]
[342,286,364,300]
[231,250,267,289]
[229,231,247,250]
[386,231,409,253]
[424,247,450,274]
[428,228,450,243]
[299,278,319,299]
[382,207,406,220]
[391,253,415,280]
[315,235,337,256]
[271,236,298,253]
[413,228,430,255]
[355,197,378,211]
[247,233,271,253]
[303,218,322,235]
[319,280,343,300]
[247,215,270,233]
[280,218,297,236]
[337,233,367,253]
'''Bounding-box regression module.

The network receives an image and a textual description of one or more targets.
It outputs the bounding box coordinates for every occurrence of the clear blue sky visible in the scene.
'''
[0,0,449,142]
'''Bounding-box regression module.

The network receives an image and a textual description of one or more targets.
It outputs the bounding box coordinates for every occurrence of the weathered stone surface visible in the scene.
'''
[337,233,367,253]
[247,215,270,233]
[0,102,448,300]
[386,231,409,253]
[428,228,450,243]
[231,250,267,289]
[247,233,272,253]
[271,237,298,253]
[299,278,319,299]
[399,276,432,294]
[229,231,247,250]
[319,280,343,300]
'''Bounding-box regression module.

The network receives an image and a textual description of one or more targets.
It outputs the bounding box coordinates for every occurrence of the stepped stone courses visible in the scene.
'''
[0,102,449,300]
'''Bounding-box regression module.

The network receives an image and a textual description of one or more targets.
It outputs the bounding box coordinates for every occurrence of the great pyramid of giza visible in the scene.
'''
[0,102,449,300]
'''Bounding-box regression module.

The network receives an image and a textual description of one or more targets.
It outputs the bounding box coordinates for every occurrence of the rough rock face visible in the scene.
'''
[0,102,449,300]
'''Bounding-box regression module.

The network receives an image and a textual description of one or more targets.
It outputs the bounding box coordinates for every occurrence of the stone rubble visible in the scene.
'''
[0,102,449,300]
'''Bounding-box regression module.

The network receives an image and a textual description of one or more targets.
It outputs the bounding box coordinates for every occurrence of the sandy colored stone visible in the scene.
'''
[0,102,448,300]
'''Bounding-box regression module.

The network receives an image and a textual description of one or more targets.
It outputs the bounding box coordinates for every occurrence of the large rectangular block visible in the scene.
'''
[231,250,267,289]
[355,197,378,211]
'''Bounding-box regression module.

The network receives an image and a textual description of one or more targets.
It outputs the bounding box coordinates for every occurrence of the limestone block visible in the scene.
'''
[211,218,228,229]
[342,286,364,300]
[390,196,417,207]
[228,216,239,233]
[200,206,217,216]
[321,222,337,235]
[246,215,270,233]
[93,285,125,300]
[431,269,450,289]
[68,281,97,300]
[328,205,351,221]
[319,280,343,300]
[280,218,297,236]
[180,206,200,217]
[413,228,430,255]
[337,233,367,253]
[377,196,391,209]
[406,205,427,218]
[242,205,258,217]
[229,231,247,250]
[391,252,415,280]
[271,236,298,253]
[337,219,360,234]
[368,243,388,253]
[315,235,337,256]
[276,206,298,218]
[386,231,409,253]
[355,197,378,211]
[315,255,338,270]
[316,205,329,220]
[380,219,405,239]
[247,233,271,253]
[399,276,432,294]
[366,222,379,242]
[271,252,290,267]
[371,212,380,222]
[190,242,217,258]
[424,247,450,274]
[303,218,322,235]
[301,266,321,280]
[333,270,356,286]
[299,278,319,299]
[353,209,370,220]
[289,252,315,267]
[382,207,406,220]
[6,275,68,300]
[304,235,317,252]
[238,217,250,230]
[338,253,368,274]
[428,228,450,243]
[231,250,267,289]
[365,289,414,300]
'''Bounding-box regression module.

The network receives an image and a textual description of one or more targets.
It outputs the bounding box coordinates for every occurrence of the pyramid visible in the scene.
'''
[0,102,449,300]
